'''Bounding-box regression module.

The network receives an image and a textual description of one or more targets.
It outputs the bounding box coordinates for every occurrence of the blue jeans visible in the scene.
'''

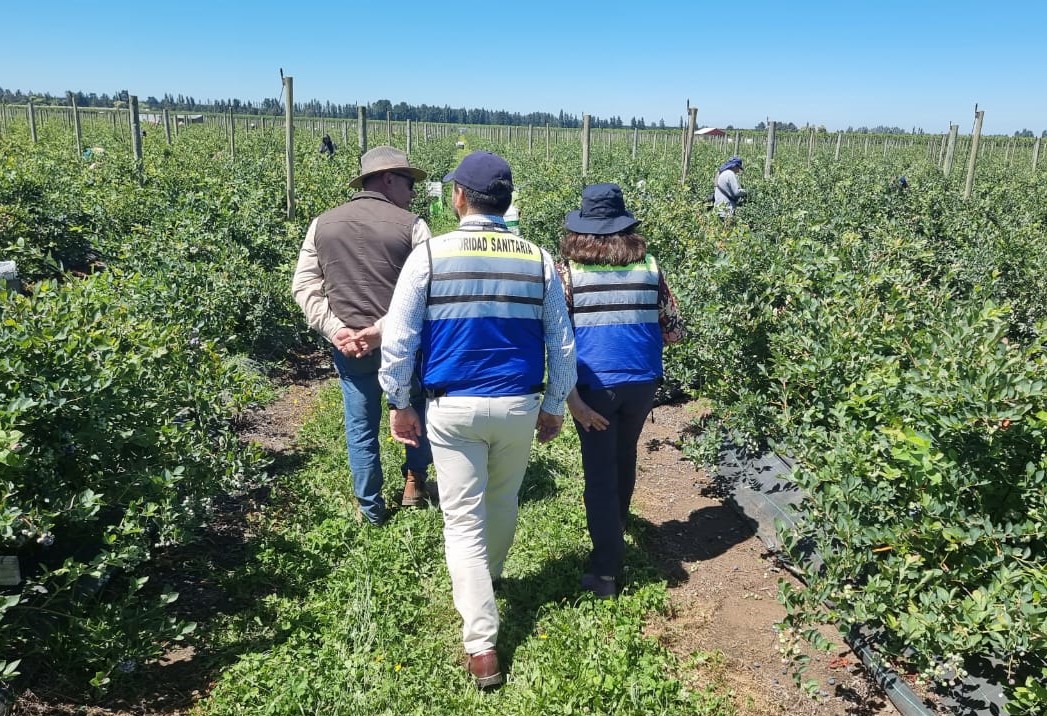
[331,349,431,523]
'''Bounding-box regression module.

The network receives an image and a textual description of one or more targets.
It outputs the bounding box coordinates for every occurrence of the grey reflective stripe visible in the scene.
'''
[427,301,543,321]
[574,281,658,294]
[573,287,659,313]
[433,270,543,285]
[571,267,658,287]
[430,294,543,306]
[574,308,659,327]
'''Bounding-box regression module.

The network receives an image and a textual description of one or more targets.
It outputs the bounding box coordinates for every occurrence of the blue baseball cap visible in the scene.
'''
[443,151,513,193]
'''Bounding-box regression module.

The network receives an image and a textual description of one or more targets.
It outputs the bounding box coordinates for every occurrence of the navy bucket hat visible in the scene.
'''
[718,156,743,173]
[564,183,639,235]
[443,151,513,193]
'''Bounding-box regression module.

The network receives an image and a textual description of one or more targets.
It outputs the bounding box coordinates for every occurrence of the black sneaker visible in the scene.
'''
[580,573,616,599]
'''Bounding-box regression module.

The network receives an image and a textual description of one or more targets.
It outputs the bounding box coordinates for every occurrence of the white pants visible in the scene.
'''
[426,393,541,655]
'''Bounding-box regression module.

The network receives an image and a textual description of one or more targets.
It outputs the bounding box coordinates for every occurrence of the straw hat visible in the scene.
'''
[349,146,427,188]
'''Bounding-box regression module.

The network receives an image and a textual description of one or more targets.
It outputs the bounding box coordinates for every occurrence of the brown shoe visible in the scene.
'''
[466,649,503,689]
[401,470,427,508]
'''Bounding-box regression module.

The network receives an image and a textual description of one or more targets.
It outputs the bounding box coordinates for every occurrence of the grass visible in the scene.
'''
[192,384,736,715]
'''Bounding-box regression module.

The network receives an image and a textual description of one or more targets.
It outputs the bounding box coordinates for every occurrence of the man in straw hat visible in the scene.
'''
[379,151,576,688]
[292,146,433,526]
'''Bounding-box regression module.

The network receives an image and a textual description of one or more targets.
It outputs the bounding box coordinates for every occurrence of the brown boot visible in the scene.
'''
[401,470,427,508]
[466,649,503,689]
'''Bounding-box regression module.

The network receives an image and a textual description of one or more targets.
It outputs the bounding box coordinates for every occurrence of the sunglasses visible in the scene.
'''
[390,172,416,190]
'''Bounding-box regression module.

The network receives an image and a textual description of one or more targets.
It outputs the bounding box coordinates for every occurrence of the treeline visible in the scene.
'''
[0,87,668,130]
[752,120,1044,138]
[754,120,915,134]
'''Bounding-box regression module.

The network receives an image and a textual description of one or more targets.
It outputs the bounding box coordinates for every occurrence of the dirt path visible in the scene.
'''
[634,402,899,716]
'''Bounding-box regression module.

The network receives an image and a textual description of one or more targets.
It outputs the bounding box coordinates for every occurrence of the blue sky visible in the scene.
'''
[3,0,1044,135]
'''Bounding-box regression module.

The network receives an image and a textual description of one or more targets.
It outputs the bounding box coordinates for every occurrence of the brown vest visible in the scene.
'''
[314,191,417,329]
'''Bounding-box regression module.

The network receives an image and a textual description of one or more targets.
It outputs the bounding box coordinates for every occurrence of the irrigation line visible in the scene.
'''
[715,443,1007,716]
[847,629,933,716]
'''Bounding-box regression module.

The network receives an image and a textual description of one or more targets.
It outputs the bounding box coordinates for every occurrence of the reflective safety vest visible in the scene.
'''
[421,223,547,397]
[569,255,662,388]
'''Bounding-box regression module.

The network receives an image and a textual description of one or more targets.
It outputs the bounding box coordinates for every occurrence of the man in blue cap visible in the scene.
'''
[713,155,747,217]
[379,151,576,689]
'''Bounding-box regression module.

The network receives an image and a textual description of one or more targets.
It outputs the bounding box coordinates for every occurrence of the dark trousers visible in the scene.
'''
[574,381,657,578]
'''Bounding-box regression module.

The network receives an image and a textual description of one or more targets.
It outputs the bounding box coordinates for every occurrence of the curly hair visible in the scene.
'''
[560,231,647,266]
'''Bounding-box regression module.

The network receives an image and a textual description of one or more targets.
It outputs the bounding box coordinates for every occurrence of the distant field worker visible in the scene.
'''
[713,155,747,216]
[292,146,433,526]
[380,151,576,688]
[320,133,336,157]
[558,183,685,599]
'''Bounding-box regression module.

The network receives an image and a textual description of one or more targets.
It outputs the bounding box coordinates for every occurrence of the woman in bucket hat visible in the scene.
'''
[558,183,685,599]
[713,155,747,217]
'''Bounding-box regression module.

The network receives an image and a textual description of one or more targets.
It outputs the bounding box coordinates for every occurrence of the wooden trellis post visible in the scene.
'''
[130,95,143,181]
[581,114,591,177]
[69,92,83,157]
[228,107,235,160]
[764,121,776,179]
[943,124,959,177]
[358,106,367,155]
[964,109,984,201]
[681,106,698,184]
[28,100,37,143]
[283,76,295,220]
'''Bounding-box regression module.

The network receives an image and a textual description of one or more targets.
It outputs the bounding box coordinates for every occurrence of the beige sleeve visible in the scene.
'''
[291,219,346,343]
[412,217,432,247]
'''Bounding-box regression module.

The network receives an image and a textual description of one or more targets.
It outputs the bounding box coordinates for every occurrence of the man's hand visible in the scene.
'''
[390,406,422,447]
[348,325,382,356]
[535,410,564,443]
[333,327,356,356]
[334,325,381,358]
